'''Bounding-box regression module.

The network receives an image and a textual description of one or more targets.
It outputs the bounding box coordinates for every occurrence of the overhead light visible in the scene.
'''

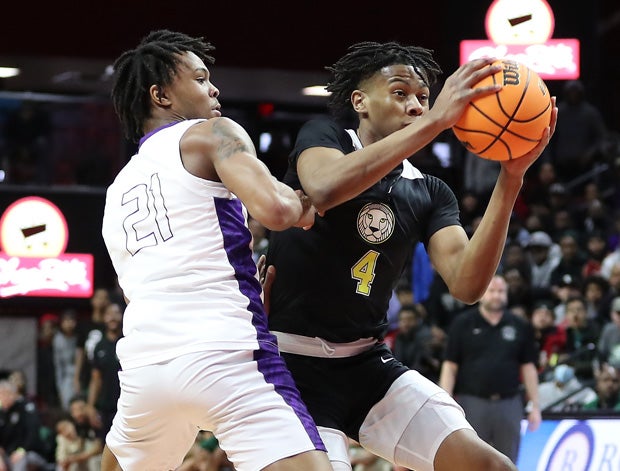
[0,67,20,78]
[302,85,330,97]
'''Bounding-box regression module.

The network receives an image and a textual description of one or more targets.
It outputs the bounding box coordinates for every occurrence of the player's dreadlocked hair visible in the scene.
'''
[326,41,442,121]
[111,30,216,143]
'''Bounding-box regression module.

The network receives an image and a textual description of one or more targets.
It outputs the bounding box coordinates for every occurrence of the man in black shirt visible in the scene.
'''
[0,380,49,470]
[88,302,123,440]
[440,274,541,463]
[266,41,556,471]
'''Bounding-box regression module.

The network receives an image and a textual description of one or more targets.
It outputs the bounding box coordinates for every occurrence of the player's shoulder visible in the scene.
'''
[296,117,341,140]
[296,117,353,151]
[181,117,248,151]
[183,116,239,137]
[299,117,339,133]
[421,172,450,189]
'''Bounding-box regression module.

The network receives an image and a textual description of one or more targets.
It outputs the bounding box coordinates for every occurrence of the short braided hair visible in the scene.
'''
[111,30,215,143]
[326,41,442,121]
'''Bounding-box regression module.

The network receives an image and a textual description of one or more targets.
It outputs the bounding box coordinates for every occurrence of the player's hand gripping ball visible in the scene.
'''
[453,59,552,161]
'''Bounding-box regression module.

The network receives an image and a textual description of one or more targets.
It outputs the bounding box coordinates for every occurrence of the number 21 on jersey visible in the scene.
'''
[121,173,173,256]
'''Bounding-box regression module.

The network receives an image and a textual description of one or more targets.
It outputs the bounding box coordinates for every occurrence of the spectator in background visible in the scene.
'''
[522,161,557,214]
[457,190,484,237]
[601,247,620,281]
[537,364,595,412]
[552,274,584,326]
[423,275,469,332]
[62,395,103,471]
[503,266,534,311]
[581,199,612,238]
[500,243,531,285]
[582,274,610,328]
[87,303,123,440]
[391,303,439,383]
[547,79,607,183]
[524,212,549,235]
[547,183,571,213]
[53,309,79,411]
[0,380,50,471]
[581,231,609,278]
[598,297,620,369]
[550,209,577,242]
[530,300,566,375]
[7,371,34,408]
[506,213,530,248]
[550,232,587,302]
[74,288,110,397]
[526,231,560,296]
[36,313,59,412]
[55,418,95,471]
[439,275,541,464]
[581,365,620,412]
[559,296,600,381]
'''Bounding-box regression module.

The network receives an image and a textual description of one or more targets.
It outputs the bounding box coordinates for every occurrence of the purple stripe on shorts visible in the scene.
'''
[214,197,325,452]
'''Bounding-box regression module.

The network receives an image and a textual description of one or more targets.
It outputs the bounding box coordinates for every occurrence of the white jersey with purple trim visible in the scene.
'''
[102,119,268,370]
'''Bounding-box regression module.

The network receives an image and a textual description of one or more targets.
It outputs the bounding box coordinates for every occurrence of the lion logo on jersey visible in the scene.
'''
[357,203,395,244]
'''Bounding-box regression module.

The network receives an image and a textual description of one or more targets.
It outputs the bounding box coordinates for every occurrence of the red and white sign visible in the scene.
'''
[460,39,580,80]
[0,196,94,298]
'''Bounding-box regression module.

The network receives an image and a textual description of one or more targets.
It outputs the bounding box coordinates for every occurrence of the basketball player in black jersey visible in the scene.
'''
[266,42,557,471]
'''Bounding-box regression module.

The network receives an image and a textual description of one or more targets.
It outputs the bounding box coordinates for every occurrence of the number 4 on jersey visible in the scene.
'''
[351,250,379,296]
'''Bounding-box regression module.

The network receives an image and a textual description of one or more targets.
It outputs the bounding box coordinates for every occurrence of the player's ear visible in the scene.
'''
[351,90,367,113]
[150,85,170,106]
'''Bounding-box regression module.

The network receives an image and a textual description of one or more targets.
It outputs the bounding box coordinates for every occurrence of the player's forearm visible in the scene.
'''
[310,114,446,212]
[439,361,458,395]
[453,169,523,302]
[253,182,310,231]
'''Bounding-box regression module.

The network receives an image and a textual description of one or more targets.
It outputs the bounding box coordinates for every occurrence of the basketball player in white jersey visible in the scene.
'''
[100,30,332,471]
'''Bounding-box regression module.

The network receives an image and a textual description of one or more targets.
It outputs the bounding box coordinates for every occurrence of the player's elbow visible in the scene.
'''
[449,285,484,306]
[446,273,489,304]
[258,202,299,231]
[304,184,342,215]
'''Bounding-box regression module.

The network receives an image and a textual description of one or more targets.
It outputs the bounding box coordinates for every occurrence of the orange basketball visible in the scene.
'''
[452,59,552,161]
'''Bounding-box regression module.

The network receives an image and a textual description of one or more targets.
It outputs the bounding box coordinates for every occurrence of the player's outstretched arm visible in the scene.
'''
[428,99,557,303]
[184,117,316,231]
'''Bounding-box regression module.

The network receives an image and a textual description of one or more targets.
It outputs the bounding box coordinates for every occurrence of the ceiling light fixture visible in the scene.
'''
[0,67,20,78]
[302,85,329,97]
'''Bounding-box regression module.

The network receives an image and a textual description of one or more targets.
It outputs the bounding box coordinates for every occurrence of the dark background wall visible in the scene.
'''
[1,0,617,126]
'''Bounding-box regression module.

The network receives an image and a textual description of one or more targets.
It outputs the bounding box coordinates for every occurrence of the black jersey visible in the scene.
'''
[267,118,461,342]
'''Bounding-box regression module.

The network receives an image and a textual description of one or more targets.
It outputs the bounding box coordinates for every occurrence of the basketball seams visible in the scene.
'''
[452,59,551,161]
[492,71,514,121]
